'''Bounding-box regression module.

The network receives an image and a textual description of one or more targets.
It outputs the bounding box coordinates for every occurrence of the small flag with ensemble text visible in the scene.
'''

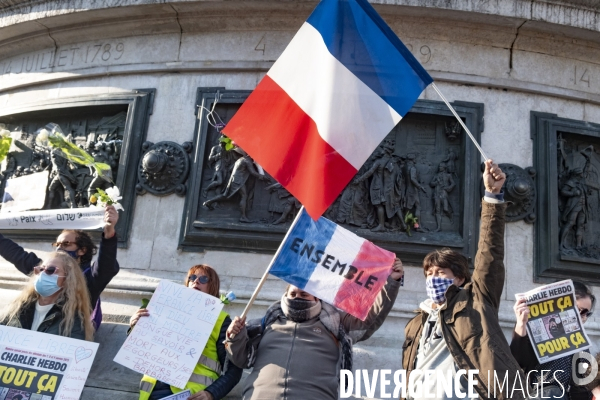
[269,208,396,320]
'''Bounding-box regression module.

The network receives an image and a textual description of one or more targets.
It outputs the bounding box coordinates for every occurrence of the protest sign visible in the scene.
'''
[0,207,105,230]
[113,280,224,389]
[0,325,99,400]
[1,172,49,213]
[516,279,591,363]
[158,390,191,400]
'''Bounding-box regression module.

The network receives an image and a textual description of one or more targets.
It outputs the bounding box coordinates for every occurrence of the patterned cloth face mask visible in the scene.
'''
[425,276,455,304]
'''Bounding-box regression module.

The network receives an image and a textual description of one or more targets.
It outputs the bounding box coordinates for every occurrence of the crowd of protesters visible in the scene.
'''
[0,160,599,400]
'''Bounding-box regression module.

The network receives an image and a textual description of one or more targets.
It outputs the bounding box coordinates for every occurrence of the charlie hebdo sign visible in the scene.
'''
[516,280,591,363]
[0,326,99,400]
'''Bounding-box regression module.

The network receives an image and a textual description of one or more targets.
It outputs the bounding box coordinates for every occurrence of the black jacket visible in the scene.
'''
[0,232,120,308]
[1,301,85,340]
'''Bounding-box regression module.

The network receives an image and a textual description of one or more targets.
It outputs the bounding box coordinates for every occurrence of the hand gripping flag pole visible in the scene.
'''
[229,206,306,338]
[431,82,489,161]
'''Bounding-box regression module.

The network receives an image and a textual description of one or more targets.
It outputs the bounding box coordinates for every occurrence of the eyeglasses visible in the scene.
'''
[52,241,76,248]
[579,308,593,318]
[34,265,66,277]
[188,275,209,284]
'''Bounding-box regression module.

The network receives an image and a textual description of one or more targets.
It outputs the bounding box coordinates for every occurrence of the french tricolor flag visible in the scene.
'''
[269,209,395,320]
[223,0,433,219]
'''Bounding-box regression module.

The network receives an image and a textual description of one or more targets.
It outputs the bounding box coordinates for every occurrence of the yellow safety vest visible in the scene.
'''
[139,311,229,400]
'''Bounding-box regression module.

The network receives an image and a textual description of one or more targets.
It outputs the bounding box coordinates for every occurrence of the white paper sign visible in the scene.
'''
[159,389,191,400]
[114,280,224,389]
[0,325,99,400]
[1,171,49,213]
[0,207,105,230]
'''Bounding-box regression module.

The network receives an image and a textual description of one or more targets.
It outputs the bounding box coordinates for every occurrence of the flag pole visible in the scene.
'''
[431,82,489,161]
[237,205,306,321]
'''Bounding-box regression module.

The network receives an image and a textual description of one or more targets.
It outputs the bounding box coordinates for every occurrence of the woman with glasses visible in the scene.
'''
[510,280,596,400]
[0,251,94,340]
[0,205,120,330]
[130,264,242,400]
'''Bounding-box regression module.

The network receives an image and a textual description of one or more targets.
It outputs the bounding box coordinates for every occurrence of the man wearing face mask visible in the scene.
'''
[225,260,404,400]
[0,206,119,330]
[402,160,526,400]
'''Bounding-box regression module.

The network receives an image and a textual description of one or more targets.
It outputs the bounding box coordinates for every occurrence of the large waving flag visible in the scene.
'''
[223,0,433,219]
[269,209,395,320]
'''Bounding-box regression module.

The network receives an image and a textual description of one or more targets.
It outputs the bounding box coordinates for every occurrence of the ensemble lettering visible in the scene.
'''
[289,237,379,291]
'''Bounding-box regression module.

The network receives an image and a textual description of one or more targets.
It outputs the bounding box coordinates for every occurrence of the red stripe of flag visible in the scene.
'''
[333,240,395,320]
[223,75,357,219]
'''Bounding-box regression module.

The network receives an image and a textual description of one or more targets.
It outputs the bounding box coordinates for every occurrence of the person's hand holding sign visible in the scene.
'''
[129,308,149,328]
[390,258,404,281]
[483,159,506,194]
[513,297,530,337]
[188,390,214,400]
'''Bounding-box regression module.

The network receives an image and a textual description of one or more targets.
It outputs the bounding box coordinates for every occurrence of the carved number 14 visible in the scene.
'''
[574,66,590,87]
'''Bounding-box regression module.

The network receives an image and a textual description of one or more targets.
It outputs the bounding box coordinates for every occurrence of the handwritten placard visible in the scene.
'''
[113,280,224,389]
[0,325,99,400]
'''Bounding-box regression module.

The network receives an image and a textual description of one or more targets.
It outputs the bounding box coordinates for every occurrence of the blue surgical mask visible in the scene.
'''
[425,276,455,304]
[63,250,79,259]
[34,273,62,297]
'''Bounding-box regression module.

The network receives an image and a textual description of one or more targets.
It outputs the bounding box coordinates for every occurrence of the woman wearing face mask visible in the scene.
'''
[0,251,94,340]
[225,259,403,400]
[0,206,120,330]
[130,264,242,400]
[510,281,596,400]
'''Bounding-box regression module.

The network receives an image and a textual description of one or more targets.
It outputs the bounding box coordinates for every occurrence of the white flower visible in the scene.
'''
[0,129,10,138]
[36,129,49,145]
[94,186,124,211]
[105,186,122,202]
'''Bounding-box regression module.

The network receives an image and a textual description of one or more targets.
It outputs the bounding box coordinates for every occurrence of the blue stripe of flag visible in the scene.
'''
[269,209,337,289]
[306,0,433,117]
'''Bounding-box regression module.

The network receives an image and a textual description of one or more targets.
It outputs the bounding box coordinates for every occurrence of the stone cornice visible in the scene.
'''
[0,0,599,33]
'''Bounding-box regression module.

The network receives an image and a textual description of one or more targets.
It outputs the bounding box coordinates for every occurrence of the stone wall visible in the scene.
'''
[0,1,599,398]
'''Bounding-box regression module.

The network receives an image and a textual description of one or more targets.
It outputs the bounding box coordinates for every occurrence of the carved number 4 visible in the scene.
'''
[255,35,266,55]
[574,66,590,87]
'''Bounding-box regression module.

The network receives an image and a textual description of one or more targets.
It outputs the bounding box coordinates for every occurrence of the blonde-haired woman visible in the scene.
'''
[130,264,242,400]
[0,251,94,341]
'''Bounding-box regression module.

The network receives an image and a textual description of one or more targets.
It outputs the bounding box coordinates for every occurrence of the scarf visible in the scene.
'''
[280,296,321,322]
